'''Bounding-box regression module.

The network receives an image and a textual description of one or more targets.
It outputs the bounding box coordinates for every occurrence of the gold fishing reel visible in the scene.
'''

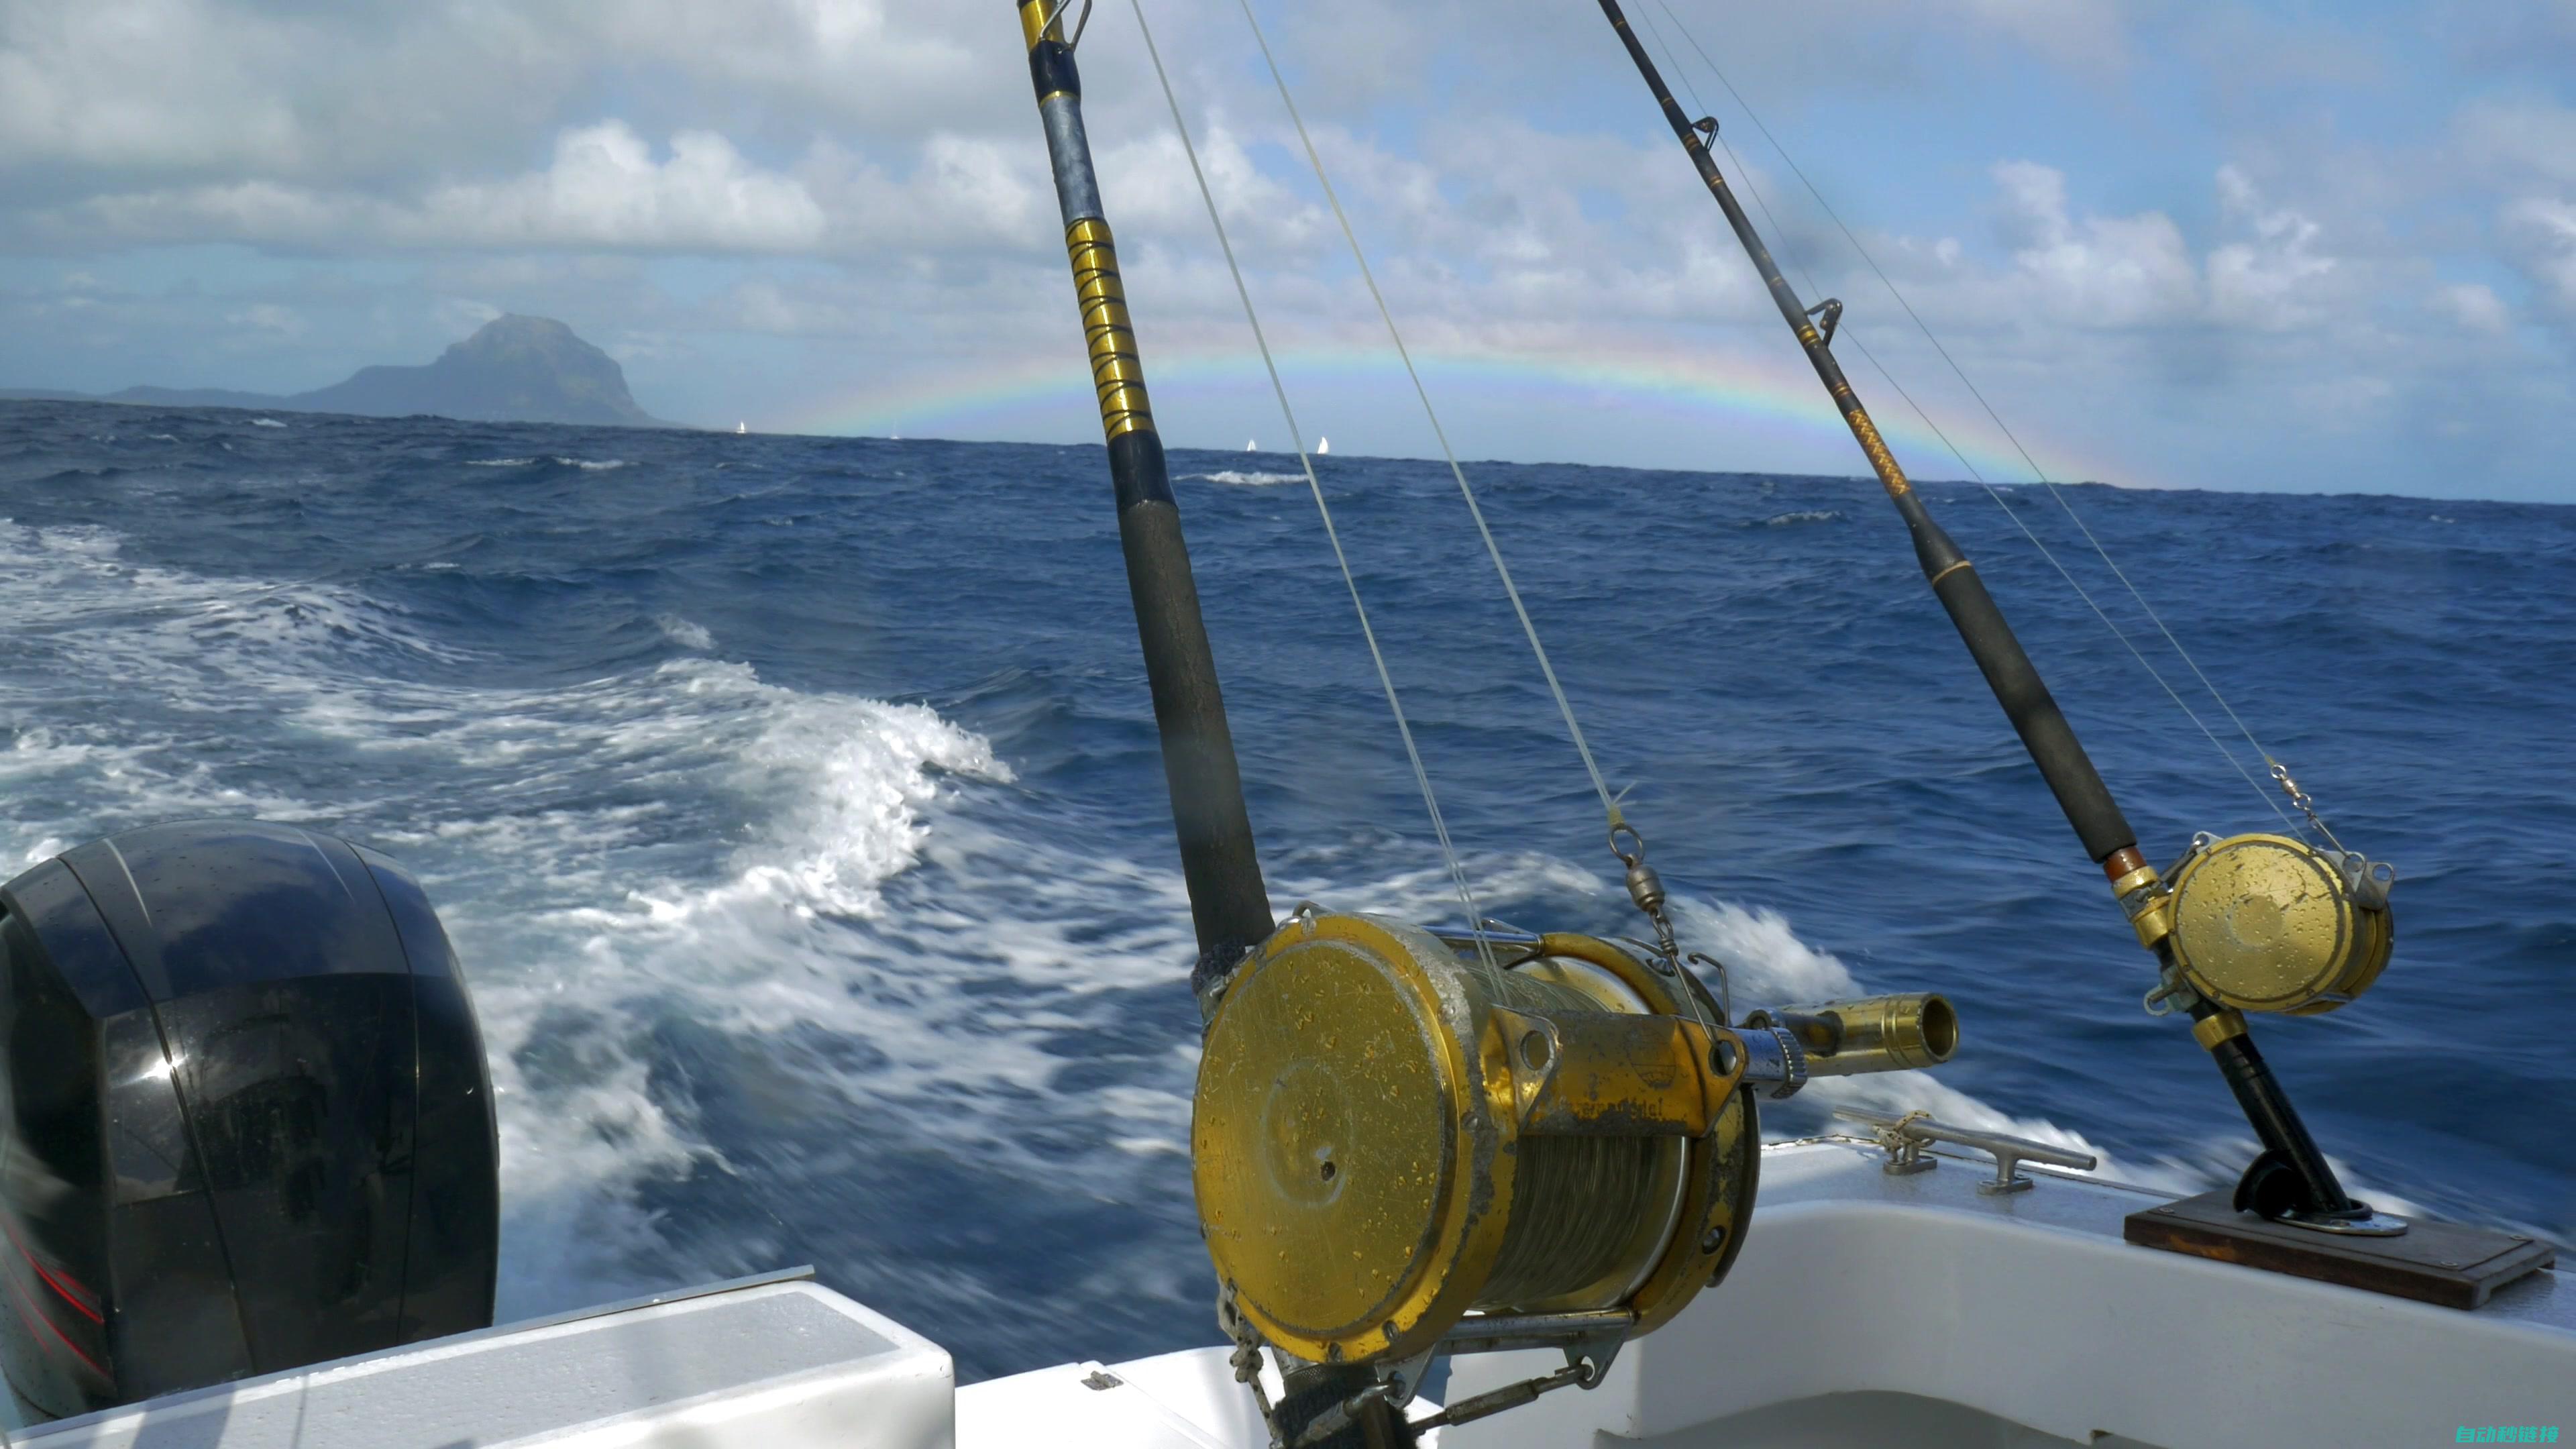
[2136,833,2396,1016]
[1191,908,1957,1379]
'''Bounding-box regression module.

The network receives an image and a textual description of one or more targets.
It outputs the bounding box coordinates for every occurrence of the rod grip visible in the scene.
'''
[1905,505,2137,863]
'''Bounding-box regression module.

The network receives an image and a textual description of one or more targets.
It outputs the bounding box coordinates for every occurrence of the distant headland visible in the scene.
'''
[0,315,676,429]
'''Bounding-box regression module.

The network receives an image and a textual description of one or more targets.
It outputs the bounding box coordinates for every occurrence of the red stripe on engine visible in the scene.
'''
[0,1214,101,1322]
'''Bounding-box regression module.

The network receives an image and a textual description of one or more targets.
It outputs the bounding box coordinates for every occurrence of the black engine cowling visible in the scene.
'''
[0,820,498,1417]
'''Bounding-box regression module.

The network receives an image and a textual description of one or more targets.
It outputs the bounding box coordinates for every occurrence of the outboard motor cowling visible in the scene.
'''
[0,821,498,1417]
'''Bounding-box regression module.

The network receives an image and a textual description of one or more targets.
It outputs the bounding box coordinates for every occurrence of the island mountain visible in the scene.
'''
[1,316,673,429]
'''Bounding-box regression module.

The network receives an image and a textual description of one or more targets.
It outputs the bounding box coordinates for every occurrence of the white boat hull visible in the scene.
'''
[17,1140,2568,1448]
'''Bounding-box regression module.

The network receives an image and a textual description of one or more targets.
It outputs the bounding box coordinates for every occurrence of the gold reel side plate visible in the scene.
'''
[1193,914,1514,1364]
[2167,833,2393,1015]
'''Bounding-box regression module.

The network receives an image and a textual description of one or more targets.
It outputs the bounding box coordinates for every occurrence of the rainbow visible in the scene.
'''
[775,337,2124,488]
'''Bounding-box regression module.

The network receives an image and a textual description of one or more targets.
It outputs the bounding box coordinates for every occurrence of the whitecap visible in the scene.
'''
[1666,895,2202,1192]
[463,457,624,470]
[0,518,2301,1328]
[249,417,286,428]
[1184,470,1302,486]
[0,527,1032,1313]
[655,614,714,650]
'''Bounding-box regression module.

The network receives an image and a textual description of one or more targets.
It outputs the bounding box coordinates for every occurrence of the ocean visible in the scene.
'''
[1,399,2567,1381]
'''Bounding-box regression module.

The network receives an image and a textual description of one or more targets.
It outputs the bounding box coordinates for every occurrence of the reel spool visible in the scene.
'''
[1193,908,1959,1391]
[1193,912,1752,1370]
[2159,833,2395,1016]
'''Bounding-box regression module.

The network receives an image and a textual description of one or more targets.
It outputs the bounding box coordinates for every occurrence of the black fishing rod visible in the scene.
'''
[1002,17,1991,1445]
[1014,0,1273,987]
[1593,0,2387,1230]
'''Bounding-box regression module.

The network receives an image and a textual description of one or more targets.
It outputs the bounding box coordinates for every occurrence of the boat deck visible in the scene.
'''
[13,1138,2569,1448]
[1438,1137,2573,1447]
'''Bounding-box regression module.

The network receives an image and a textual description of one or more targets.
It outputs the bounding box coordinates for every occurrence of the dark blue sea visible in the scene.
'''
[1,400,2568,1380]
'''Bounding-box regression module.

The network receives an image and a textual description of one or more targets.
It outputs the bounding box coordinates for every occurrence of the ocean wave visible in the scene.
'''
[656,614,714,649]
[10,564,2180,1346]
[1,413,2562,1376]
[1757,508,1845,527]
[1183,470,1303,486]
[0,519,1028,1318]
[1601,892,2192,1193]
[250,417,286,428]
[464,455,630,471]
[414,663,1016,1304]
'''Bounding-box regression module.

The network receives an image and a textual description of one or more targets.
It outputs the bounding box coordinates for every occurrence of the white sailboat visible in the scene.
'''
[1316,435,1329,455]
[6,6,2563,1449]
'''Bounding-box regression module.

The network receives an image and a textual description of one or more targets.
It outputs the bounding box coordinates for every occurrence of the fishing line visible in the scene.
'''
[1641,1,2301,836]
[1128,0,1495,967]
[1231,0,1631,844]
[1633,5,2292,835]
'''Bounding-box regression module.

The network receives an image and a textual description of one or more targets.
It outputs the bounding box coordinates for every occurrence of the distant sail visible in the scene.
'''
[1318,436,1330,455]
[1246,439,1256,451]
[736,421,747,435]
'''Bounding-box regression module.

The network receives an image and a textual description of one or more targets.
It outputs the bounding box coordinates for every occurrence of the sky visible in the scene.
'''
[1,1,2571,501]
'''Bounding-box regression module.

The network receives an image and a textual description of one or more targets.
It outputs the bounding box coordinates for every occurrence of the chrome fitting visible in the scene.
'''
[1735,1023,1809,1099]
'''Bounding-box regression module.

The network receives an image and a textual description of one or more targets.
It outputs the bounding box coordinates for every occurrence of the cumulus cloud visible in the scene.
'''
[2455,99,2576,333]
[419,124,826,252]
[2206,165,2337,331]
[32,122,828,254]
[2434,282,2511,334]
[1992,160,2199,327]
[2502,197,2576,317]
[0,0,2569,497]
[1956,161,2354,337]
[0,0,1009,183]
[0,0,305,171]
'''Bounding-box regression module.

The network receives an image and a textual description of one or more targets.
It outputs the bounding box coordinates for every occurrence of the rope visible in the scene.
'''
[1130,0,1495,966]
[1233,0,1629,841]
[1642,1,2302,837]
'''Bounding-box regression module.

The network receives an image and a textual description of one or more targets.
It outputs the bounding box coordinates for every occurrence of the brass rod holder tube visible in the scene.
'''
[1746,995,1958,1077]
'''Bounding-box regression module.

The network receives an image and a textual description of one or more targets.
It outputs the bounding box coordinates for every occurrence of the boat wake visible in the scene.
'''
[0,521,2222,1372]
[0,419,2540,1375]
[0,515,2423,1367]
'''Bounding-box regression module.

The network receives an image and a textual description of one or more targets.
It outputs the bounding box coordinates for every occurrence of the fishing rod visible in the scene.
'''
[1013,0,1273,989]
[1017,7,1966,1443]
[1593,0,2401,1234]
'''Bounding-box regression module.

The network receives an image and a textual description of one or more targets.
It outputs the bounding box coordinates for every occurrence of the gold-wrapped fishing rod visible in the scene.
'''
[1014,0,1273,979]
[1008,6,1964,1439]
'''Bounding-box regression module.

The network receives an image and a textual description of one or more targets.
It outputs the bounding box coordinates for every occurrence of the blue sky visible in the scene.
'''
[1,1,2571,500]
